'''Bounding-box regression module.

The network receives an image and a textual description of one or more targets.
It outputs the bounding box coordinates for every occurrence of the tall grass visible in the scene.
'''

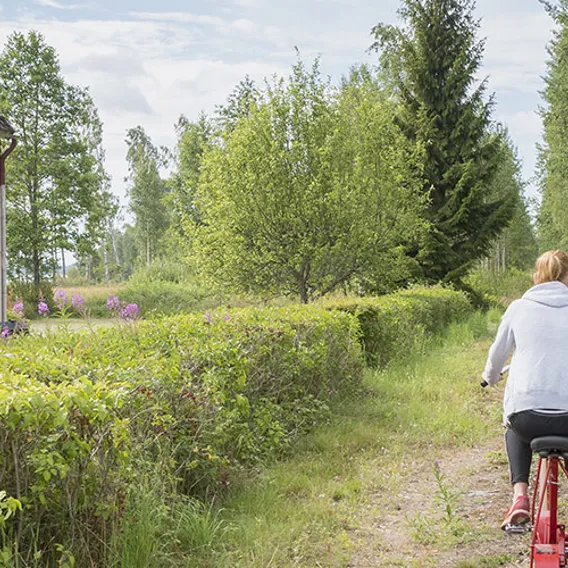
[109,487,166,568]
[107,486,228,568]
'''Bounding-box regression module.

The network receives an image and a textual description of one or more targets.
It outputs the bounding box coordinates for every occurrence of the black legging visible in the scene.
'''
[507,410,568,484]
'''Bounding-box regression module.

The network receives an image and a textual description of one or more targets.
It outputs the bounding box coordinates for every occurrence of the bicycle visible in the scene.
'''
[481,368,568,567]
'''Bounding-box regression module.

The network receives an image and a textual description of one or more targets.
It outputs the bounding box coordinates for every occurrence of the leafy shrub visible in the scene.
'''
[128,259,196,285]
[0,306,362,565]
[66,265,218,318]
[319,285,472,366]
[121,280,213,316]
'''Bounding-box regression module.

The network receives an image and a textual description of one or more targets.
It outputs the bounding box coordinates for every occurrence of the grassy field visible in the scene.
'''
[57,284,124,299]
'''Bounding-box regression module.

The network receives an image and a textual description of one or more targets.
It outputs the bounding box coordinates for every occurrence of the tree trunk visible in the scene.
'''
[33,248,40,286]
[298,260,310,304]
[61,248,66,279]
[112,229,120,266]
[30,199,40,285]
[103,235,109,282]
[495,241,500,274]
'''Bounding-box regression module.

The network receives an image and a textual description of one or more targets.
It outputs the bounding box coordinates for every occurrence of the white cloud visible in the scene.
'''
[481,11,552,93]
[34,0,85,9]
[0,15,289,204]
[500,110,543,143]
[234,0,262,7]
[130,11,270,39]
[231,18,256,34]
[129,11,224,27]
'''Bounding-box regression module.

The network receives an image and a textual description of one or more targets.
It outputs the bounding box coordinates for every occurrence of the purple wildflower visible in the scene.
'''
[223,314,231,321]
[54,289,68,310]
[434,460,441,474]
[121,303,140,321]
[71,294,86,313]
[204,312,212,324]
[13,301,24,318]
[1,327,11,338]
[38,300,50,317]
[106,295,121,312]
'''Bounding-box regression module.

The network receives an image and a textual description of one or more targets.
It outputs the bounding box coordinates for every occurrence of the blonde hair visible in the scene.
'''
[534,250,568,285]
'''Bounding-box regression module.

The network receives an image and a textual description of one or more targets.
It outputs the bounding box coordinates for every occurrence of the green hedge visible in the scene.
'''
[0,286,471,565]
[319,285,472,366]
[0,306,362,565]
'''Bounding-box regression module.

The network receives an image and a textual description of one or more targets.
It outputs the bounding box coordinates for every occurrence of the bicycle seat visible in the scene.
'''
[531,436,568,458]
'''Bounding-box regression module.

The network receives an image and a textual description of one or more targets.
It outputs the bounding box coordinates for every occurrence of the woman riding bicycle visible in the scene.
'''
[483,249,568,530]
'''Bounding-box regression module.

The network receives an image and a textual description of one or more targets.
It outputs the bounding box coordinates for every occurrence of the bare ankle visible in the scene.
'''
[513,482,529,500]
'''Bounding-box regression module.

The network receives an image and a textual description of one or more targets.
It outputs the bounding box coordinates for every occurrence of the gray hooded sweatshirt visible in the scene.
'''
[483,281,568,424]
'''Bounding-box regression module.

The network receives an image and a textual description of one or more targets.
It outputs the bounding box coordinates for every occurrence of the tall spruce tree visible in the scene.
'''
[371,0,515,283]
[538,0,568,251]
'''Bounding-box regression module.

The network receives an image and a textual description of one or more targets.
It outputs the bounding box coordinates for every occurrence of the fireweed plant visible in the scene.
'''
[71,294,87,317]
[105,295,141,322]
[106,295,120,314]
[52,290,89,320]
[0,300,29,340]
[37,299,50,317]
[12,301,24,319]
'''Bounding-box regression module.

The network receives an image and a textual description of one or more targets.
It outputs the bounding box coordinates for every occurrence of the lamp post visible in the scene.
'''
[0,116,17,325]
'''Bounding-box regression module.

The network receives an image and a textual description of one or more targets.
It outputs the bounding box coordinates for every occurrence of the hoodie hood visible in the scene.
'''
[522,281,568,308]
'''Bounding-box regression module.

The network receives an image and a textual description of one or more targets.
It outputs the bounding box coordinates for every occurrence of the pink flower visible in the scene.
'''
[72,294,86,314]
[106,295,120,312]
[54,289,68,310]
[13,301,24,318]
[38,300,50,317]
[121,303,140,321]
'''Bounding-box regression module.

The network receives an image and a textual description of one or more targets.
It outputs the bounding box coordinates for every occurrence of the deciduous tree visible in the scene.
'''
[0,31,111,284]
[538,0,568,250]
[191,60,424,302]
[125,126,169,266]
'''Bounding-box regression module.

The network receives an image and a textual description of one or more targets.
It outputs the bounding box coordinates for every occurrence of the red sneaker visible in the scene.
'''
[501,495,530,530]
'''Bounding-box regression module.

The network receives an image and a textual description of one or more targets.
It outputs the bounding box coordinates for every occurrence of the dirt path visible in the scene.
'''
[29,318,116,334]
[346,434,531,568]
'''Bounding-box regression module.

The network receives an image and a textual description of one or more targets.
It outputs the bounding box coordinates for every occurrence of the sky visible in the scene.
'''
[0,0,555,214]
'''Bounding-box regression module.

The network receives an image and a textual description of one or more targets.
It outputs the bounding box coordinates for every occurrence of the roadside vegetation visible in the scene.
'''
[1,0,564,564]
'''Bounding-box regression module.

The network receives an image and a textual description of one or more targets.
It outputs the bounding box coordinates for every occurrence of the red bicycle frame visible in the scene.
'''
[531,455,568,567]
